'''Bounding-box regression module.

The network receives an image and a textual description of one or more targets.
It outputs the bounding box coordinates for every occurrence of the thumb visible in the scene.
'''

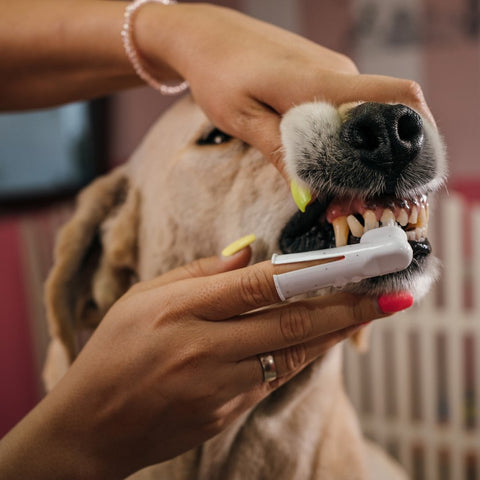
[134,245,253,293]
[254,113,288,181]
[174,246,253,281]
[234,107,289,182]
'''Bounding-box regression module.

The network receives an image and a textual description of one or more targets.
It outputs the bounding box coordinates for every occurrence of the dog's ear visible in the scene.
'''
[44,167,139,388]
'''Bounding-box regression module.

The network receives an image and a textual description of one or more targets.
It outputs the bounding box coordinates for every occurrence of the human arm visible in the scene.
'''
[0,0,143,109]
[1,1,433,176]
[0,248,404,480]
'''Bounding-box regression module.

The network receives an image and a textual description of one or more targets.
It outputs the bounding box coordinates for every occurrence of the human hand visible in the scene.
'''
[136,3,434,178]
[0,244,411,479]
[23,245,406,479]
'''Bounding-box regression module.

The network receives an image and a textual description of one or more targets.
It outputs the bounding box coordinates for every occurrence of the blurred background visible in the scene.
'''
[1,1,479,479]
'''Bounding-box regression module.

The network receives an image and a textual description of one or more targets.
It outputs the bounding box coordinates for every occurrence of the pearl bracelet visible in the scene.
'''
[121,0,189,95]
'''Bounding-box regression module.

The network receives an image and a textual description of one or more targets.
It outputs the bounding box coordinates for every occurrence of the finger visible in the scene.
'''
[178,259,281,320]
[331,73,435,126]
[129,247,252,295]
[164,248,252,283]
[225,321,366,395]
[216,293,387,360]
[229,102,288,181]
[259,71,434,127]
[244,75,435,181]
[246,112,288,181]
[265,321,368,379]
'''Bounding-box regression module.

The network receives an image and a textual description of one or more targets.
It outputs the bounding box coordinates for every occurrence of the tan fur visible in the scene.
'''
[44,168,138,387]
[44,96,408,479]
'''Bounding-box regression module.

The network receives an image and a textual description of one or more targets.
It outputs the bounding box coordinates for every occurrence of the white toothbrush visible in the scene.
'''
[271,226,413,301]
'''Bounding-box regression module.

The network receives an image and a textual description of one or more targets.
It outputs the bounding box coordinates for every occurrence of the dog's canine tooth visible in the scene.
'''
[332,216,349,247]
[417,205,427,228]
[380,209,395,226]
[409,206,418,224]
[397,208,409,227]
[347,214,363,238]
[363,210,378,232]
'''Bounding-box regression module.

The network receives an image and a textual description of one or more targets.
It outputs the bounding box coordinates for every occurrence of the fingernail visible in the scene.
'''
[378,291,414,313]
[221,234,256,257]
[290,179,312,213]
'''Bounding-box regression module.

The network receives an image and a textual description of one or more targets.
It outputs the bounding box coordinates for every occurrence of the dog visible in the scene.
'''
[43,95,446,479]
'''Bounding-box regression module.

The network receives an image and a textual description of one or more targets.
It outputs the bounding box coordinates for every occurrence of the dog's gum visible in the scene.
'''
[326,195,430,245]
[326,194,427,224]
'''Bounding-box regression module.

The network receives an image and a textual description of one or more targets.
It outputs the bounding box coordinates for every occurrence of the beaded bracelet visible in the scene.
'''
[121,0,189,95]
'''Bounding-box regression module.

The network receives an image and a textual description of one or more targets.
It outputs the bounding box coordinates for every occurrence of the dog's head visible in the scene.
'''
[280,100,446,298]
[44,95,446,384]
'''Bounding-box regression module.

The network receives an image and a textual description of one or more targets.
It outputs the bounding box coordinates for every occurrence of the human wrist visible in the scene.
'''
[121,0,189,93]
[129,1,189,85]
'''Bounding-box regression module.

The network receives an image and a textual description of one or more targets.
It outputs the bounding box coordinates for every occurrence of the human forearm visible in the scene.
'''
[0,393,99,480]
[0,0,179,110]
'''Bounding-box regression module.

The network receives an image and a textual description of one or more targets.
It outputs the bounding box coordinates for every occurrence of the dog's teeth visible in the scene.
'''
[332,216,349,247]
[407,230,416,241]
[417,205,427,228]
[409,206,418,224]
[416,227,427,241]
[363,210,378,232]
[347,214,363,238]
[397,208,409,227]
[380,209,395,226]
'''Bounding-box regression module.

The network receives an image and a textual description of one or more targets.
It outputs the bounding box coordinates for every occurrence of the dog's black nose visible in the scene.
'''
[342,102,424,171]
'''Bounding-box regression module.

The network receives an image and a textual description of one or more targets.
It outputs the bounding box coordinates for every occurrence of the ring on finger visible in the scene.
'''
[258,353,278,383]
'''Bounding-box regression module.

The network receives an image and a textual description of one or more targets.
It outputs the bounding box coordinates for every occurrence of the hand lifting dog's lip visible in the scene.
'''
[278,101,447,299]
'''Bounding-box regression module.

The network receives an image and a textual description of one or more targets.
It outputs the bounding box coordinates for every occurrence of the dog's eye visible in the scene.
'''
[197,128,232,146]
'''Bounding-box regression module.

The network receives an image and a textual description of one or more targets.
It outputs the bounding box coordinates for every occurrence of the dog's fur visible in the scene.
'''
[43,96,446,479]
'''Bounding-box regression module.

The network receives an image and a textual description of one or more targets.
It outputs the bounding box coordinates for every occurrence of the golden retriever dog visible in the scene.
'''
[43,96,446,479]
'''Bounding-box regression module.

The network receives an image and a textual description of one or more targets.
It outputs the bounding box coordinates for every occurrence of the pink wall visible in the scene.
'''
[422,0,480,181]
[0,218,37,437]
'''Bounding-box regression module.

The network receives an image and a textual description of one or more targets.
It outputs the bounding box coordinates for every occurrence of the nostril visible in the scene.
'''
[397,112,423,144]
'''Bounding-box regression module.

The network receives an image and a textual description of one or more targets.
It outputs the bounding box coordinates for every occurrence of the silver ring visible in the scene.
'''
[258,353,277,383]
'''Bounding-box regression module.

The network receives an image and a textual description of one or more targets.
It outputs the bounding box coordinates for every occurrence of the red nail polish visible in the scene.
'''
[378,291,413,313]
